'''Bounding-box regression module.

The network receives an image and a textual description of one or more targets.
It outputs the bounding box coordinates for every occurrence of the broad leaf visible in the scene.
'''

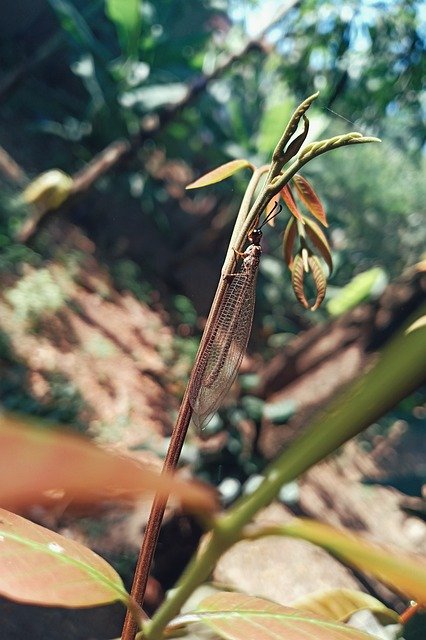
[282,519,426,606]
[186,160,253,189]
[176,592,377,640]
[293,588,400,624]
[0,508,128,607]
[0,413,217,512]
[293,174,328,226]
[281,185,304,222]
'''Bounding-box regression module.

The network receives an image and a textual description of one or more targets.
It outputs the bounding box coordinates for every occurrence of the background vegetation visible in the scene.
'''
[0,1,424,638]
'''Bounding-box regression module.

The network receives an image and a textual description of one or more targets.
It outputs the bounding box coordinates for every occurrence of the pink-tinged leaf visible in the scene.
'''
[291,254,309,309]
[305,217,333,274]
[293,588,400,624]
[0,414,217,513]
[293,174,328,226]
[179,592,378,640]
[281,185,304,222]
[282,217,298,268]
[282,519,426,606]
[186,160,254,189]
[0,508,128,607]
[308,255,327,311]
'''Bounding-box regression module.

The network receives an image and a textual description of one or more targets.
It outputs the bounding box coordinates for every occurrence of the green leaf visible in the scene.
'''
[0,508,128,607]
[178,592,378,640]
[293,588,400,624]
[105,0,142,58]
[327,268,387,316]
[48,0,106,59]
[186,160,254,189]
[281,519,426,606]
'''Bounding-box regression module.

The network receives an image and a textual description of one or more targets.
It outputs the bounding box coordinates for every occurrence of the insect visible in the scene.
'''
[189,201,282,431]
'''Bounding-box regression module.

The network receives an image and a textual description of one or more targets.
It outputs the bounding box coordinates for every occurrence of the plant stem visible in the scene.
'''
[143,308,425,639]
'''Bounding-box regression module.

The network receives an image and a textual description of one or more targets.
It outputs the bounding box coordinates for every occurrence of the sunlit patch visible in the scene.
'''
[47,542,64,554]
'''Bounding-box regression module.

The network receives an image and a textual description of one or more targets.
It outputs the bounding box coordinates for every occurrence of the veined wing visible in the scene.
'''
[189,269,257,431]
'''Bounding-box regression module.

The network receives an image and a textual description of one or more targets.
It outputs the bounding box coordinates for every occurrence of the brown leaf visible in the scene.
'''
[0,413,217,512]
[281,185,304,222]
[282,217,297,268]
[308,255,327,311]
[305,217,333,274]
[293,174,328,226]
[291,254,309,309]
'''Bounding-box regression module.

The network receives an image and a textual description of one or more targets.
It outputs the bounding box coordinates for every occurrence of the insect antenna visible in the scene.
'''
[260,201,282,228]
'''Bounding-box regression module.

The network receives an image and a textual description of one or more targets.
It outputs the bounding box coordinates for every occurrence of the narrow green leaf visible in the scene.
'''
[179,592,378,640]
[48,0,106,58]
[105,0,141,58]
[186,160,253,189]
[0,508,129,607]
[281,519,426,606]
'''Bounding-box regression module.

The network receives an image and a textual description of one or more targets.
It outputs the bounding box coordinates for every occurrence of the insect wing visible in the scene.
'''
[190,271,257,430]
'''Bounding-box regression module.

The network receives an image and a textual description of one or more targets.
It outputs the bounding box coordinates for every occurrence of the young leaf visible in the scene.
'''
[281,185,304,222]
[308,255,327,311]
[177,592,378,640]
[0,413,217,512]
[293,174,328,226]
[282,217,297,268]
[304,217,333,274]
[282,519,426,606]
[293,588,400,624]
[186,159,254,189]
[0,508,128,607]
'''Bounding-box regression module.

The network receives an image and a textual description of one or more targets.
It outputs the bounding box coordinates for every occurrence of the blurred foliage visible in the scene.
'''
[0,0,424,461]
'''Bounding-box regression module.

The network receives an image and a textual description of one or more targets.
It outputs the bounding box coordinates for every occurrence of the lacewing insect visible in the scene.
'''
[189,202,282,431]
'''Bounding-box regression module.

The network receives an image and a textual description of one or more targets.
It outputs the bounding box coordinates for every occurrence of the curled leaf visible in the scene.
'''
[186,159,254,189]
[281,115,310,166]
[308,255,327,311]
[291,253,327,311]
[281,185,304,222]
[291,254,309,309]
[304,217,333,274]
[282,217,297,268]
[293,174,328,227]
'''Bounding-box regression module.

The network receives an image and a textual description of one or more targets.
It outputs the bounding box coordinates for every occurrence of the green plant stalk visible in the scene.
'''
[142,308,425,639]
